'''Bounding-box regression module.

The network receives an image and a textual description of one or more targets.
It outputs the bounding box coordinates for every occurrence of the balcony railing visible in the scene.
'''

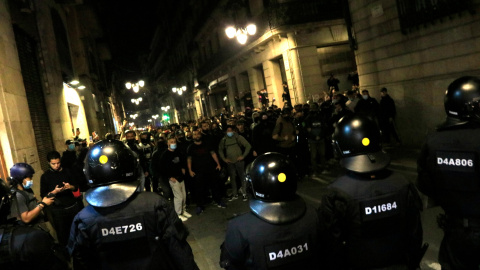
[267,0,344,30]
[396,0,475,34]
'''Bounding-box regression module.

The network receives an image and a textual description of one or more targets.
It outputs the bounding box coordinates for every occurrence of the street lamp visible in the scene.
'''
[130,113,138,119]
[161,106,170,111]
[131,97,143,105]
[65,80,86,90]
[225,24,256,45]
[172,86,186,96]
[126,80,145,93]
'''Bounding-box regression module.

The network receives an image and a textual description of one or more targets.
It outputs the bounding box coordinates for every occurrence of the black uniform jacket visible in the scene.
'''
[318,170,423,269]
[68,192,198,270]
[417,122,480,218]
[221,202,321,270]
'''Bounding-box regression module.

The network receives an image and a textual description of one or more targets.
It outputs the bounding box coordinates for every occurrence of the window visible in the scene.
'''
[396,0,474,34]
[92,94,100,112]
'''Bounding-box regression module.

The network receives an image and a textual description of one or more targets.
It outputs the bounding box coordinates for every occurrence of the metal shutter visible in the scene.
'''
[13,26,55,171]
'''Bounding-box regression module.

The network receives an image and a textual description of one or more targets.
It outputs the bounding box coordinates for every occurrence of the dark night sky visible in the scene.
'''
[96,0,159,81]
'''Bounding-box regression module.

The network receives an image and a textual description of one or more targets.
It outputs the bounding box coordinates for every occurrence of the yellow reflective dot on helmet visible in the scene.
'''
[362,137,370,146]
[99,155,108,164]
[278,173,286,182]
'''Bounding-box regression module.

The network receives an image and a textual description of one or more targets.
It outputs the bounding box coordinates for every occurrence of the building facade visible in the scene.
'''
[0,0,123,193]
[146,0,356,123]
[348,0,480,146]
[147,0,480,148]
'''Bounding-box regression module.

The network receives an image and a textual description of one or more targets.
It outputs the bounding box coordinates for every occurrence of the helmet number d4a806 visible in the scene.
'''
[436,151,475,173]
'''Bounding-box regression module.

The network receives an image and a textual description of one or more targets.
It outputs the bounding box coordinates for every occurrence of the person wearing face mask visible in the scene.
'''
[305,102,329,176]
[61,140,77,171]
[252,112,276,157]
[219,126,251,201]
[251,111,260,130]
[151,134,173,200]
[355,89,379,120]
[330,94,353,127]
[1,177,70,270]
[272,107,296,158]
[124,130,147,191]
[345,90,361,112]
[159,136,191,221]
[8,163,58,226]
[187,129,224,214]
[174,129,189,155]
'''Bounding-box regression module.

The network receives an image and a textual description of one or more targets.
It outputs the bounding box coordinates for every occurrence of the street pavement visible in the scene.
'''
[183,146,443,270]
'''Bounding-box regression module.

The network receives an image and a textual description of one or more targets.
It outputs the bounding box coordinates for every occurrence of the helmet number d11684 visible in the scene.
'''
[365,202,397,215]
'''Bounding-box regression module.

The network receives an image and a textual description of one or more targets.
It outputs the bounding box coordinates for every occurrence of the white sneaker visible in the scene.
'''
[178,215,188,222]
[182,211,192,218]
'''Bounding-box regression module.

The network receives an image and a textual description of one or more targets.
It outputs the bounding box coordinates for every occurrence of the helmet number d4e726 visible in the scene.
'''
[99,215,146,244]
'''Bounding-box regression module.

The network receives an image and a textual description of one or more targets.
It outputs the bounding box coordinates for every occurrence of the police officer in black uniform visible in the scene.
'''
[220,152,321,269]
[0,179,69,270]
[417,76,480,270]
[318,114,425,269]
[67,140,198,270]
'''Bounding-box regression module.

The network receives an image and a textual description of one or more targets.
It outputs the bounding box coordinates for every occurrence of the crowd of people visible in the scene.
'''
[117,85,402,212]
[2,76,479,269]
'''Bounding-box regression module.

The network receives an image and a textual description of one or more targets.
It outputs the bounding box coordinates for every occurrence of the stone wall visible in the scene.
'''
[349,0,480,147]
[0,0,42,193]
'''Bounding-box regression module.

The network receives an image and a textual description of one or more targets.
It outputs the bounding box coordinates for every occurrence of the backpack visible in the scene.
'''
[222,136,245,158]
[10,189,36,223]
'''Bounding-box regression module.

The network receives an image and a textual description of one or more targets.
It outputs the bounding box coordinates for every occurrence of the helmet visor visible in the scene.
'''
[85,180,140,207]
[340,150,391,173]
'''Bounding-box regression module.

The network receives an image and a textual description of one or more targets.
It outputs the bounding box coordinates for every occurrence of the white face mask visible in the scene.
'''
[23,180,33,189]
[362,95,369,100]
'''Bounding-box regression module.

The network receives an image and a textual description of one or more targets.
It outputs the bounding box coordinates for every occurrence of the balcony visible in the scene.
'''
[267,0,344,30]
[396,0,475,34]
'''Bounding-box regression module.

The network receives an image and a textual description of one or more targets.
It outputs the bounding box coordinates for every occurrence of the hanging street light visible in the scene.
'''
[225,23,256,45]
[172,86,187,96]
[125,80,145,93]
[131,97,143,105]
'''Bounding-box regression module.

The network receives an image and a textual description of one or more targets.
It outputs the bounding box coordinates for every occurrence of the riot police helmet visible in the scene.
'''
[332,114,390,173]
[248,152,297,202]
[84,139,140,207]
[247,153,306,224]
[444,76,480,122]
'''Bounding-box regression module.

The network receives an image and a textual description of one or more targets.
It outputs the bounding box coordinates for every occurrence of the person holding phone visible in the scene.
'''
[8,163,58,225]
[40,151,83,246]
